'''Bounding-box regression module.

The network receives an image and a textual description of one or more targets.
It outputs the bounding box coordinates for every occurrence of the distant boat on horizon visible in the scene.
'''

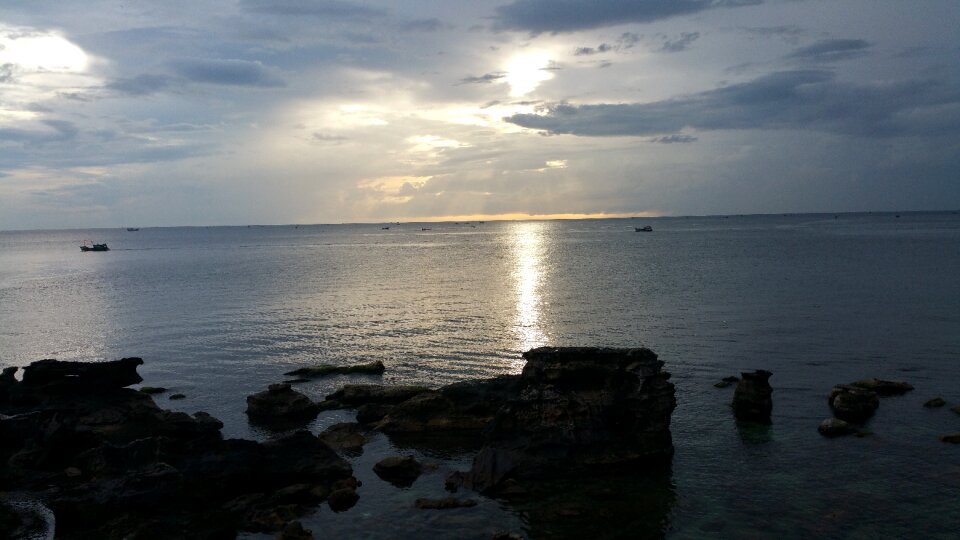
[635,226,653,232]
[126,227,139,231]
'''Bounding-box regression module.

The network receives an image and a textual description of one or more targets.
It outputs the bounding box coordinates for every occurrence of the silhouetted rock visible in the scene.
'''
[940,433,960,444]
[731,370,773,423]
[246,384,320,426]
[373,455,423,487]
[415,497,478,509]
[327,488,359,512]
[818,418,854,437]
[21,357,144,389]
[829,384,879,423]
[169,393,186,400]
[274,520,314,540]
[952,405,960,415]
[139,386,167,394]
[923,397,946,408]
[850,378,913,395]
[284,361,385,378]
[324,384,431,407]
[457,347,675,494]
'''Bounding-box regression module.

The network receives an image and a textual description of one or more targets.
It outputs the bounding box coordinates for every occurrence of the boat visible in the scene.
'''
[381,226,390,230]
[126,227,139,231]
[421,228,431,231]
[635,226,653,232]
[80,242,110,252]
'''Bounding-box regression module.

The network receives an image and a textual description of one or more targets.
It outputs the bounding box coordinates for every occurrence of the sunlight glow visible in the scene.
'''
[510,221,549,355]
[0,34,88,72]
[504,52,553,97]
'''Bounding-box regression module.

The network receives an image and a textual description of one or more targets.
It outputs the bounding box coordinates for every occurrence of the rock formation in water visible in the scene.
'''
[731,370,773,423]
[0,358,355,539]
[246,383,321,427]
[829,384,879,423]
[850,378,913,395]
[284,360,385,379]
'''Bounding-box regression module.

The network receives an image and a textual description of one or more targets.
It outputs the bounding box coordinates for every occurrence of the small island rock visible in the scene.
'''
[850,378,913,395]
[246,384,320,425]
[818,418,854,437]
[829,384,879,423]
[732,370,773,423]
[373,455,423,487]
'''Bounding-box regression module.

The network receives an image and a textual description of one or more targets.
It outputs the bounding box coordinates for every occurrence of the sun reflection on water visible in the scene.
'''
[511,222,548,365]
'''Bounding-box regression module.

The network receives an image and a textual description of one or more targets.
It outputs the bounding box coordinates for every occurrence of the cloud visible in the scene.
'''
[459,72,505,84]
[660,32,700,53]
[574,44,613,56]
[170,59,284,87]
[506,70,960,138]
[650,134,698,143]
[0,119,78,144]
[0,62,14,83]
[239,0,386,19]
[401,18,445,33]
[786,39,871,63]
[495,0,762,33]
[106,74,173,96]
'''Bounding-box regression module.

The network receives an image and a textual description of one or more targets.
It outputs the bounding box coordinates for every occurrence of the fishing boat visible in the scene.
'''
[635,226,653,232]
[126,227,139,231]
[80,242,110,252]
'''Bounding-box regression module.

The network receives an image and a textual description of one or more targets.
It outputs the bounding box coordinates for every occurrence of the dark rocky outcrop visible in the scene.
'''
[952,405,960,415]
[373,455,423,487]
[323,384,431,408]
[0,358,355,538]
[451,347,675,495]
[327,488,359,512]
[274,520,315,540]
[731,370,773,423]
[829,384,879,423]
[284,361,385,379]
[139,386,167,395]
[940,433,960,444]
[850,378,913,395]
[246,384,320,427]
[818,418,855,437]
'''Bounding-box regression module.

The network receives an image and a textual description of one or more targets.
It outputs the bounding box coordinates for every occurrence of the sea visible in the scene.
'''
[1,212,958,539]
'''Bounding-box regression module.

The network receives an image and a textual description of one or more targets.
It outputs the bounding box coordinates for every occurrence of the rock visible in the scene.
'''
[327,488,359,512]
[139,386,167,395]
[850,378,913,395]
[374,376,521,433]
[324,384,431,407]
[818,418,854,437]
[20,357,144,389]
[284,361,385,378]
[939,433,960,444]
[356,403,395,424]
[415,497,478,509]
[829,384,879,423]
[246,384,320,426]
[318,422,367,454]
[952,405,960,415]
[169,393,186,400]
[714,380,733,388]
[923,397,946,408]
[373,455,423,487]
[274,520,314,540]
[722,376,740,383]
[460,347,675,494]
[492,532,525,540]
[731,370,773,423]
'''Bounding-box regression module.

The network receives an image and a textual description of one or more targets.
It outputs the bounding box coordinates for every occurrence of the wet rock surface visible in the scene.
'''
[414,496,478,509]
[373,455,424,487]
[284,361,385,379]
[818,418,855,437]
[318,422,368,454]
[829,384,879,423]
[0,358,354,539]
[246,383,321,427]
[731,370,773,423]
[850,378,914,396]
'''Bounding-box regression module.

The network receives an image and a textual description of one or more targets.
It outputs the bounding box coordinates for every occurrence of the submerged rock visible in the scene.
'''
[373,455,423,487]
[850,378,913,396]
[324,384,431,407]
[457,347,676,494]
[829,384,879,423]
[246,384,320,426]
[818,418,855,437]
[318,422,368,454]
[923,397,946,408]
[731,370,773,423]
[284,361,385,378]
[415,497,478,509]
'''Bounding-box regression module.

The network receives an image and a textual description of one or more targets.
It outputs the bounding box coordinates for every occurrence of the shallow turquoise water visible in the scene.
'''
[2,213,959,538]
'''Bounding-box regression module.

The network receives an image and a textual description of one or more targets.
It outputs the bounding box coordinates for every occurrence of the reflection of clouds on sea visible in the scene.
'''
[511,221,548,364]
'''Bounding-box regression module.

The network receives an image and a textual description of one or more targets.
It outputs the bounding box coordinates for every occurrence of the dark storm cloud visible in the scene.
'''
[506,70,960,138]
[106,74,173,96]
[786,39,871,63]
[459,72,506,84]
[239,0,386,19]
[171,59,284,87]
[650,134,698,143]
[660,32,700,52]
[495,0,762,33]
[574,43,613,56]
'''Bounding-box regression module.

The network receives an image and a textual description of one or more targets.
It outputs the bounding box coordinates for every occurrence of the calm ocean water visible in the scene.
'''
[2,213,959,538]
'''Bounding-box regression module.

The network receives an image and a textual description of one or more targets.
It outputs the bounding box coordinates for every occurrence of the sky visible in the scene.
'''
[1,0,958,229]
